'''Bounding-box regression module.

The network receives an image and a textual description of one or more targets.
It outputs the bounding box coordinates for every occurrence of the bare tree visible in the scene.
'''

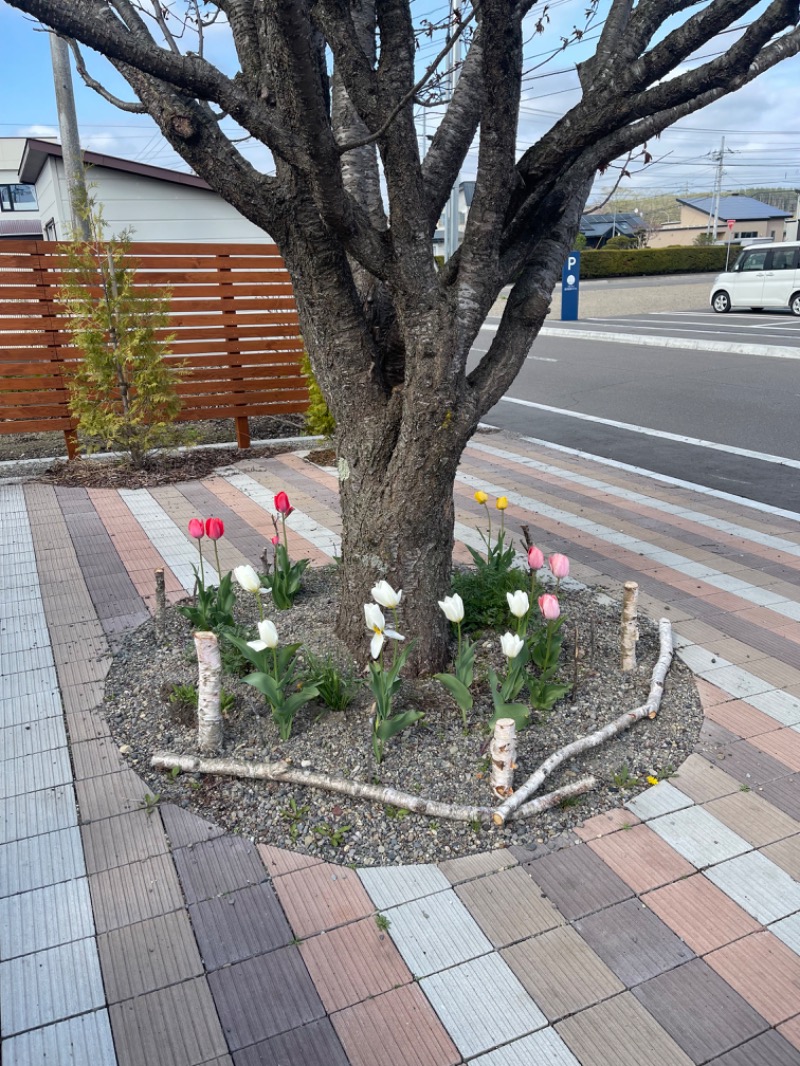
[9,0,799,671]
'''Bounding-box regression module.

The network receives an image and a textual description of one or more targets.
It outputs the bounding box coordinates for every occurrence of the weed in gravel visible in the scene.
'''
[313,822,351,848]
[375,913,391,933]
[384,805,410,820]
[612,763,639,789]
[167,682,197,726]
[280,797,310,842]
[305,651,360,713]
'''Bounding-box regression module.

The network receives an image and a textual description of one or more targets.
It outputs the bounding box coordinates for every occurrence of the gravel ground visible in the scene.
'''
[102,568,702,866]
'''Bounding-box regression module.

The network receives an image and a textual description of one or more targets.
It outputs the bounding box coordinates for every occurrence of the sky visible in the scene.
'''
[1,0,799,210]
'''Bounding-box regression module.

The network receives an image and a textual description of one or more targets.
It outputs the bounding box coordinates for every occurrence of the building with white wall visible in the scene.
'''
[0,137,45,238]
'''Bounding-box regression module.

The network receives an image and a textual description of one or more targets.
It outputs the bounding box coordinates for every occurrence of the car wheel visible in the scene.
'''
[791,292,800,317]
[712,291,731,313]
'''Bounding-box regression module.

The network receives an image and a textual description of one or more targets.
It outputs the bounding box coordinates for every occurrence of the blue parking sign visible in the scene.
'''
[561,252,581,321]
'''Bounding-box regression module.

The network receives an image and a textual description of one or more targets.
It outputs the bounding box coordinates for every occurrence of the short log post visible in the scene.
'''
[195,631,222,753]
[154,568,167,640]
[235,416,251,450]
[620,581,639,671]
[490,717,517,799]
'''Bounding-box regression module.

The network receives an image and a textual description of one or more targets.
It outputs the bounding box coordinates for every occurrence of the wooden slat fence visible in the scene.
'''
[0,240,308,457]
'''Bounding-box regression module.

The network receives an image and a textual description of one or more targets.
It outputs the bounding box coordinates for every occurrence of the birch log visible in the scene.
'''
[490,718,517,798]
[492,617,673,825]
[155,568,167,614]
[620,581,639,671]
[195,631,222,753]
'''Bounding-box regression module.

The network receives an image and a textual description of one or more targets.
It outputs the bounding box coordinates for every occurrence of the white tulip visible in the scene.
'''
[233,564,261,594]
[500,632,524,659]
[438,594,464,623]
[371,580,402,609]
[364,602,404,659]
[247,618,279,651]
[506,590,530,619]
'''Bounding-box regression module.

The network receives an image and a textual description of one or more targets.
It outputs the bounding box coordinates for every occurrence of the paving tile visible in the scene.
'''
[760,774,800,821]
[0,825,85,897]
[633,959,769,1063]
[438,847,518,883]
[2,1009,117,1066]
[502,924,624,1021]
[160,803,225,849]
[257,842,322,878]
[705,850,800,924]
[0,936,106,1036]
[0,782,78,844]
[523,842,634,921]
[751,727,800,772]
[71,736,126,779]
[772,910,800,955]
[421,952,547,1060]
[671,754,742,803]
[646,804,751,868]
[747,689,800,728]
[586,822,695,894]
[207,944,324,1051]
[381,888,492,978]
[0,746,73,799]
[98,910,204,1002]
[82,808,170,874]
[300,915,411,1012]
[74,768,149,822]
[706,698,786,739]
[706,931,800,1025]
[470,1028,581,1066]
[704,790,800,847]
[0,876,95,959]
[706,1030,800,1066]
[109,977,229,1066]
[232,1018,350,1066]
[573,807,640,841]
[332,983,460,1066]
[272,860,374,939]
[556,991,695,1066]
[89,852,184,933]
[780,1015,800,1052]
[626,780,694,820]
[172,834,267,904]
[709,739,792,787]
[644,873,761,955]
[190,881,293,970]
[0,715,68,760]
[762,834,800,879]
[359,863,450,909]
[455,865,564,947]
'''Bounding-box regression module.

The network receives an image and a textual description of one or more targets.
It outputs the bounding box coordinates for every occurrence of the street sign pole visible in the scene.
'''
[561,252,581,321]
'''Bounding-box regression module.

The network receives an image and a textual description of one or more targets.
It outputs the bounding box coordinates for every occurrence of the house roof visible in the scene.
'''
[18,138,210,190]
[676,195,792,221]
[579,213,645,239]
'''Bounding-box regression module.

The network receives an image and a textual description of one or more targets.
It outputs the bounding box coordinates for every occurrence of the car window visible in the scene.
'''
[740,251,769,271]
[768,248,797,271]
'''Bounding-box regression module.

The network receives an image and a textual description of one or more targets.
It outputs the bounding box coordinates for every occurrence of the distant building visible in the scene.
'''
[579,212,648,247]
[649,195,793,248]
[0,138,45,239]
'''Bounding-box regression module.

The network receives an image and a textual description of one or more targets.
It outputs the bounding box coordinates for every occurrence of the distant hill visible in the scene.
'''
[596,188,798,227]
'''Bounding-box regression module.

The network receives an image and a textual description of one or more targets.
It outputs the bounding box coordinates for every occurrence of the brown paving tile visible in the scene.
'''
[556,991,695,1066]
[82,808,170,874]
[709,1030,800,1066]
[300,916,412,1012]
[573,807,640,841]
[272,861,374,938]
[232,1018,350,1066]
[172,834,267,904]
[761,834,800,879]
[159,803,224,849]
[89,852,184,933]
[437,847,517,883]
[587,823,695,894]
[633,959,769,1063]
[502,925,623,1022]
[190,881,292,970]
[751,728,800,773]
[70,736,126,779]
[643,873,761,955]
[780,1015,800,1051]
[759,774,800,821]
[332,983,460,1066]
[454,865,564,947]
[704,790,800,847]
[257,842,322,878]
[706,931,800,1026]
[671,753,742,804]
[207,944,324,1051]
[98,910,204,1002]
[75,767,150,822]
[109,976,229,1066]
[705,698,785,739]
[523,841,634,920]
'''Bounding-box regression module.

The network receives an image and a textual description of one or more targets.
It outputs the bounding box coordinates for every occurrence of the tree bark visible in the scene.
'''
[490,717,517,799]
[195,631,222,753]
[620,581,639,671]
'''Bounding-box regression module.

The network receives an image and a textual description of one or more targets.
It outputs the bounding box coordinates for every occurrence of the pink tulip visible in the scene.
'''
[527,545,544,571]
[188,518,204,540]
[205,517,224,540]
[548,553,570,579]
[274,491,294,516]
[271,534,280,545]
[539,593,560,620]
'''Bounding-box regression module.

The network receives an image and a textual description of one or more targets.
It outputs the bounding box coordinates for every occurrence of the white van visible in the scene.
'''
[710,241,800,315]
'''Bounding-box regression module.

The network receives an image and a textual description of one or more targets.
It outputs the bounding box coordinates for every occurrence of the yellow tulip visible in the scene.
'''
[496,496,508,510]
[474,490,488,505]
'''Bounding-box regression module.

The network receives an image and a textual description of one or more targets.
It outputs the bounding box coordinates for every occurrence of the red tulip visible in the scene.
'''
[188,518,204,539]
[538,593,560,620]
[205,517,224,540]
[527,545,544,571]
[274,491,294,516]
[271,534,280,545]
[548,553,570,579]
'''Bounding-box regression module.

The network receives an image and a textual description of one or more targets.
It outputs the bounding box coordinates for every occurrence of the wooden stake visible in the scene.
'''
[155,568,166,615]
[620,581,639,671]
[489,718,517,798]
[194,631,222,753]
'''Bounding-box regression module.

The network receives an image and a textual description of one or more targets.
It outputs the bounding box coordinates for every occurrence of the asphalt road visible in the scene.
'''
[475,292,800,513]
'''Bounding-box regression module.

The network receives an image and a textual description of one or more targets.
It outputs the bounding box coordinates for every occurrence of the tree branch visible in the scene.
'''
[68,37,148,112]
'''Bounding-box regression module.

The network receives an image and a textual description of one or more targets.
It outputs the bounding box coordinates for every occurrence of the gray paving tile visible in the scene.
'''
[231,1018,350,1066]
[760,774,800,821]
[0,876,95,958]
[0,746,73,799]
[647,804,752,869]
[455,865,564,947]
[98,910,205,1003]
[0,716,67,761]
[89,852,184,933]
[172,834,267,904]
[0,825,85,897]
[0,783,78,844]
[575,898,694,986]
[1,666,60,700]
[82,808,170,874]
[626,781,694,821]
[0,688,62,728]
[74,767,149,821]
[2,1009,117,1066]
[159,803,224,849]
[747,689,800,728]
[190,881,293,970]
[470,1028,580,1066]
[770,912,800,955]
[524,843,634,921]
[0,936,106,1036]
[420,953,547,1060]
[705,850,800,924]
[384,889,492,978]
[634,959,769,1063]
[359,863,450,909]
[207,944,325,1051]
[707,1030,800,1065]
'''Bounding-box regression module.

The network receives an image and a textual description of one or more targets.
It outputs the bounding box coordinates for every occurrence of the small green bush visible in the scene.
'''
[579,244,740,279]
[451,566,530,633]
[300,352,336,437]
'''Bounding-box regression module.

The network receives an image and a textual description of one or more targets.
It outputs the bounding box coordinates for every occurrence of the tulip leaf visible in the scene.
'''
[434,673,473,714]
[244,671,281,703]
[375,710,424,741]
[488,702,531,730]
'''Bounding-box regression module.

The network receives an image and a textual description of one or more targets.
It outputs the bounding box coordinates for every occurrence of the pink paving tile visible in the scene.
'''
[695,678,736,709]
[643,874,761,955]
[779,1015,800,1051]
[271,861,374,938]
[574,807,641,841]
[587,823,695,894]
[299,916,412,1012]
[705,699,784,739]
[257,843,323,878]
[706,931,800,1025]
[750,728,800,773]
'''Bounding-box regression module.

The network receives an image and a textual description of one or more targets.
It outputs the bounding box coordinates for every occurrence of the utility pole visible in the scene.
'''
[49,32,91,240]
[443,0,462,262]
[706,137,725,241]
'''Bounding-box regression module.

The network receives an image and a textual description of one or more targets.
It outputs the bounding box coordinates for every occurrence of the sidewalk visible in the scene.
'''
[3,432,800,1065]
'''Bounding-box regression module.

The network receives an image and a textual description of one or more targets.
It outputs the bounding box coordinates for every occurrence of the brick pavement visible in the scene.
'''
[3,432,800,1064]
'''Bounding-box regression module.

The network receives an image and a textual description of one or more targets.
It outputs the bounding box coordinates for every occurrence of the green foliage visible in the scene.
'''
[263,543,310,610]
[579,244,741,279]
[305,651,359,712]
[434,617,477,729]
[527,616,572,713]
[693,232,716,246]
[280,796,310,841]
[168,683,197,710]
[223,631,319,740]
[58,205,186,466]
[573,232,587,250]
[300,351,336,437]
[451,564,528,631]
[366,641,424,763]
[218,624,252,677]
[603,234,638,250]
[178,570,236,633]
[612,764,639,789]
[313,822,351,848]
[375,913,391,932]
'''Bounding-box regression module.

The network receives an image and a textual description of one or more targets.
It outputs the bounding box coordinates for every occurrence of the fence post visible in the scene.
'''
[37,240,81,459]
[216,250,251,450]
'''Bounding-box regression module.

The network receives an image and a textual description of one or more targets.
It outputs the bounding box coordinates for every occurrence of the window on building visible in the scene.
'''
[44,218,57,241]
[734,231,758,239]
[0,184,38,212]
